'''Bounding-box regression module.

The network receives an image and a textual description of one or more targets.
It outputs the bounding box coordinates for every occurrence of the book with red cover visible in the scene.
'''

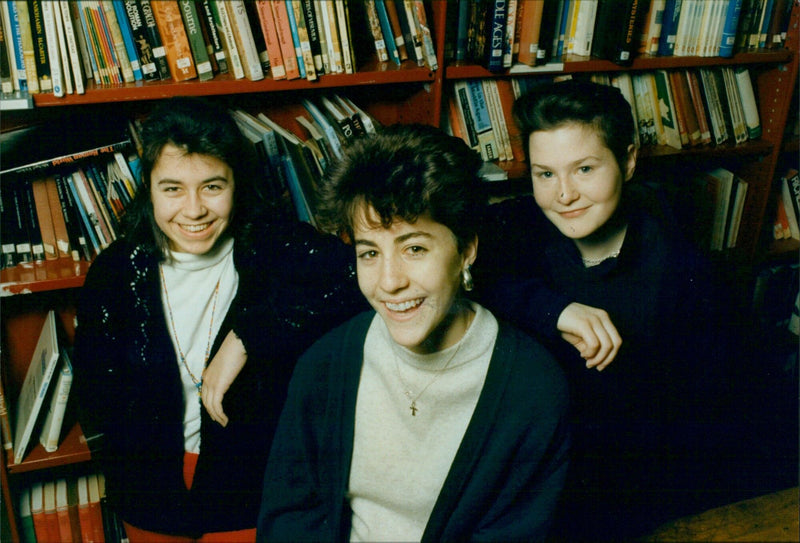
[270,0,301,80]
[254,0,286,79]
[31,178,59,261]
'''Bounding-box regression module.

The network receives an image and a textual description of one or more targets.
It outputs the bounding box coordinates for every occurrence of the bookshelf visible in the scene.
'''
[1,1,798,541]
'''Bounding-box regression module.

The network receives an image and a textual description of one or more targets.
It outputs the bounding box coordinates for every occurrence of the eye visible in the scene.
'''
[533,170,554,180]
[578,165,593,174]
[405,245,427,257]
[357,249,378,260]
[203,183,225,192]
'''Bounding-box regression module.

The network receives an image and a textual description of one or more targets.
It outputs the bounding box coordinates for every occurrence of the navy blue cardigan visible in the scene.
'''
[72,219,366,536]
[258,311,570,542]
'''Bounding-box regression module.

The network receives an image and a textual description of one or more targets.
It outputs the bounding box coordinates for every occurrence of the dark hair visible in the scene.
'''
[513,80,636,168]
[122,96,265,256]
[316,124,485,253]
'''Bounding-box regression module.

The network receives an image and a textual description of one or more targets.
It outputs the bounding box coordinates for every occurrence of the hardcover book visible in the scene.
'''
[12,310,60,464]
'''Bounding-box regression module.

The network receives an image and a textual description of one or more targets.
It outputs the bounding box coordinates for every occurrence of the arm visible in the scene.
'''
[201,330,247,426]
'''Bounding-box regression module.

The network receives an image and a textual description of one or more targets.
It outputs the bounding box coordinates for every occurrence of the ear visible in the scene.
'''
[623,144,638,182]
[462,235,478,269]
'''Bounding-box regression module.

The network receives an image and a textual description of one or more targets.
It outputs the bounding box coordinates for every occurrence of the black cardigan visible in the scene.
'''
[72,219,366,536]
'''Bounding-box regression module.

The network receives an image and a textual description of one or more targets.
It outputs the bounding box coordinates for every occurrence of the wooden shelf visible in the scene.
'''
[446,49,794,80]
[6,423,91,475]
[32,62,437,107]
[1,258,90,296]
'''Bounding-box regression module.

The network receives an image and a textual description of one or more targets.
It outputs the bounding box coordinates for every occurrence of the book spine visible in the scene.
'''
[100,0,134,83]
[734,66,761,139]
[484,0,507,72]
[40,0,64,96]
[300,0,323,72]
[374,0,400,64]
[16,0,39,92]
[111,0,142,80]
[151,0,197,81]
[412,0,437,70]
[31,177,59,260]
[139,0,171,79]
[210,0,244,79]
[39,352,73,453]
[178,0,213,80]
[121,0,158,80]
[28,0,52,91]
[290,0,316,80]
[269,0,300,79]
[0,375,13,464]
[228,0,264,80]
[254,0,285,79]
[199,0,226,73]
[5,1,28,91]
[56,173,92,261]
[384,0,408,60]
[22,180,46,262]
[335,0,353,74]
[364,0,389,62]
[401,0,425,66]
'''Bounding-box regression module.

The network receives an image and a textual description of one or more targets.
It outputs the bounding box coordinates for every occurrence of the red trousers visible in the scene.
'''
[122,452,257,543]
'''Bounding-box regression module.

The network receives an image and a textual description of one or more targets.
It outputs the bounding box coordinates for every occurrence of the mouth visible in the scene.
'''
[178,222,213,233]
[558,207,589,219]
[384,298,424,313]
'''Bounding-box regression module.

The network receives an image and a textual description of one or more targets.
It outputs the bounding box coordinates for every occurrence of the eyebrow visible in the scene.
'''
[154,176,231,186]
[530,156,599,170]
[354,230,433,247]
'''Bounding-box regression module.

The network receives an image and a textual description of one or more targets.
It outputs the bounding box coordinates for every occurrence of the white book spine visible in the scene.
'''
[41,1,65,97]
[60,0,85,94]
[228,0,264,81]
[214,1,245,79]
[39,351,73,453]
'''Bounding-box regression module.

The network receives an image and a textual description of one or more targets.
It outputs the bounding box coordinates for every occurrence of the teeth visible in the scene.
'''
[182,223,210,233]
[386,299,422,311]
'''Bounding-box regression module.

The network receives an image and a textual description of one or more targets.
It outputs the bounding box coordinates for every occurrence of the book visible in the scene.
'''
[0,4,15,93]
[698,67,729,144]
[121,0,159,80]
[0,116,131,177]
[383,0,408,61]
[40,0,65,97]
[227,0,264,81]
[781,169,800,240]
[639,0,666,55]
[39,348,73,453]
[6,182,33,265]
[684,69,712,145]
[43,480,61,543]
[111,0,143,81]
[670,70,702,146]
[5,0,29,92]
[198,0,227,74]
[0,373,13,464]
[57,0,85,94]
[774,190,792,239]
[733,66,761,139]
[364,0,389,62]
[289,0,317,81]
[66,170,103,255]
[28,0,52,91]
[516,0,544,67]
[482,0,506,71]
[30,177,59,260]
[570,0,597,56]
[30,481,48,543]
[374,0,400,64]
[151,0,197,81]
[501,0,518,67]
[100,0,135,83]
[66,477,83,543]
[244,0,270,73]
[55,478,72,543]
[657,0,682,56]
[705,167,737,251]
[210,0,244,79]
[55,173,93,261]
[334,0,354,74]
[270,0,301,79]
[725,176,748,248]
[87,474,105,543]
[253,1,285,79]
[12,310,60,464]
[464,79,499,161]
[302,98,344,159]
[653,70,681,149]
[178,0,213,81]
[320,95,357,140]
[15,0,39,92]
[720,66,748,144]
[411,0,437,69]
[591,0,647,66]
[19,486,36,543]
[137,0,172,80]
[300,0,323,72]
[77,476,94,543]
[399,0,424,66]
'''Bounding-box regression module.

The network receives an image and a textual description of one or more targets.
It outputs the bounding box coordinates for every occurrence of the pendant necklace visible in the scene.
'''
[393,310,473,416]
[159,265,221,398]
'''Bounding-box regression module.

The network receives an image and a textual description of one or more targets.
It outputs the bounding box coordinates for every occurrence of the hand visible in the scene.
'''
[201,331,247,426]
[556,302,622,371]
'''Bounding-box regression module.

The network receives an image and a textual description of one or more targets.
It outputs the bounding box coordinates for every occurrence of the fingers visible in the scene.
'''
[557,303,622,372]
[201,384,229,427]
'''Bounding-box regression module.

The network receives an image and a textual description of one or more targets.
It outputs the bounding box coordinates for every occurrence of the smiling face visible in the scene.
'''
[150,144,235,254]
[354,204,477,354]
[528,123,636,240]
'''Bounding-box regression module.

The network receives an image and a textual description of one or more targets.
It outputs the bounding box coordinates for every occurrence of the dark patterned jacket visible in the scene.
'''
[72,218,366,536]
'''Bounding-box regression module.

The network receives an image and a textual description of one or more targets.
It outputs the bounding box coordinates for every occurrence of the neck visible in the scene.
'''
[573,211,628,262]
[417,301,474,354]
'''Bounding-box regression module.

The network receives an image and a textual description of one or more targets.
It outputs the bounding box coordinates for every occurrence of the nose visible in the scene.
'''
[183,192,207,218]
[557,176,579,204]
[379,255,408,293]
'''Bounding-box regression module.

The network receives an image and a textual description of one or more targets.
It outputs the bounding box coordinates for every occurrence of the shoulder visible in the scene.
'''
[291,311,375,381]
[492,321,569,410]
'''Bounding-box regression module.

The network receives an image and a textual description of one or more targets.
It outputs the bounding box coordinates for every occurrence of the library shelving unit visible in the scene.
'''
[0,4,450,540]
[1,2,798,541]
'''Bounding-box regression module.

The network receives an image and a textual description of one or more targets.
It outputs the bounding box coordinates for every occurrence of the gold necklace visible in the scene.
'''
[159,265,220,398]
[393,309,473,416]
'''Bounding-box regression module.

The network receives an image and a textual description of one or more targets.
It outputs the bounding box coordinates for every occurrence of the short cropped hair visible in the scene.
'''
[513,80,636,169]
[123,96,263,256]
[316,124,485,252]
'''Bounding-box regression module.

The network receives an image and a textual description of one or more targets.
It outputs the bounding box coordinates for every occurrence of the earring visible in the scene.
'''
[462,267,474,292]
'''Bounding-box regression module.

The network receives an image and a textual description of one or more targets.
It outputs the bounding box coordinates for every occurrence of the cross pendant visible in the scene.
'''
[410,402,418,416]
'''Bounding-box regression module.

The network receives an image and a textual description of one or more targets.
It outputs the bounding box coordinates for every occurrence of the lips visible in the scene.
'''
[385,298,423,312]
[558,207,589,219]
[179,222,212,233]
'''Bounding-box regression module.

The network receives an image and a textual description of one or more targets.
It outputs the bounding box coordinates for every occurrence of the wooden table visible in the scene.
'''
[643,487,799,542]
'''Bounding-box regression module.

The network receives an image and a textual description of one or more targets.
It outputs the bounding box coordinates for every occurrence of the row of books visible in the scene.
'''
[774,168,800,241]
[17,472,127,543]
[445,0,794,71]
[0,310,72,467]
[694,166,750,251]
[443,64,761,167]
[231,93,381,226]
[0,139,141,269]
[0,0,438,97]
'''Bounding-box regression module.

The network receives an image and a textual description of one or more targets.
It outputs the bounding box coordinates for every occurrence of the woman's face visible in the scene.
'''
[353,204,477,354]
[150,144,235,254]
[528,123,635,240]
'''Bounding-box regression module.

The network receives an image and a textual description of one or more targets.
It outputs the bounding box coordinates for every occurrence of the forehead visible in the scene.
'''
[352,204,453,243]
